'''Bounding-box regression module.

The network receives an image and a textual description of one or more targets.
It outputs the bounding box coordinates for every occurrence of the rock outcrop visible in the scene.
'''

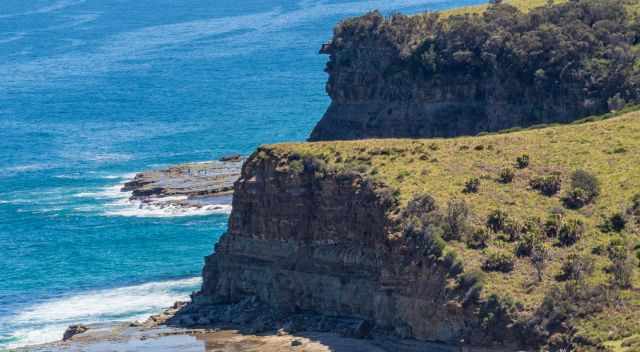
[62,325,89,341]
[120,159,242,213]
[309,5,639,141]
[194,149,506,347]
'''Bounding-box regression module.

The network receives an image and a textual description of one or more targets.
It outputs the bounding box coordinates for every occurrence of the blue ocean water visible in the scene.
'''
[0,0,484,348]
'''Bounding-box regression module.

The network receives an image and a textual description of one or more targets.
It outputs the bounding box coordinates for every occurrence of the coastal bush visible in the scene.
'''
[516,231,543,257]
[456,270,485,306]
[403,193,438,219]
[533,281,613,350]
[502,218,524,242]
[558,219,585,247]
[467,227,490,249]
[443,251,464,277]
[626,194,640,226]
[544,210,564,238]
[406,0,640,119]
[498,168,515,184]
[562,188,590,209]
[516,155,530,169]
[403,220,447,261]
[601,212,627,233]
[478,294,518,343]
[607,240,637,288]
[443,199,471,241]
[530,242,548,282]
[558,254,595,282]
[563,170,600,208]
[482,249,515,273]
[463,177,480,193]
[530,175,562,196]
[486,209,508,233]
[288,159,305,174]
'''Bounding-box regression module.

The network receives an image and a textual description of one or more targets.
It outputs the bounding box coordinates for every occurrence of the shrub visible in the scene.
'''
[558,254,595,281]
[530,175,562,196]
[534,281,613,350]
[626,194,640,226]
[544,212,564,238]
[456,271,485,306]
[516,232,543,257]
[502,218,524,242]
[516,155,530,169]
[570,170,600,199]
[498,168,515,184]
[467,227,490,249]
[404,194,438,219]
[487,209,508,233]
[562,188,590,209]
[601,212,627,233]
[530,242,548,282]
[558,219,585,246]
[443,199,471,241]
[478,294,518,342]
[463,178,480,193]
[607,240,637,288]
[288,159,304,174]
[482,249,515,273]
[443,251,464,277]
[563,170,600,208]
[403,220,446,261]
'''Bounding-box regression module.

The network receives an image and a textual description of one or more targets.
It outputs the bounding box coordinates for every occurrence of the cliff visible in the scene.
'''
[198,149,486,345]
[196,110,640,351]
[309,0,640,141]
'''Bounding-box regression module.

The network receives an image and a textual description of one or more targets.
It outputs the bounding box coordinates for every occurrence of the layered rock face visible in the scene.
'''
[308,13,602,141]
[197,150,476,344]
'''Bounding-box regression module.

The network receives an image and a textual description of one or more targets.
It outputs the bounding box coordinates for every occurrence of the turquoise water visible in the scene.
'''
[0,0,483,348]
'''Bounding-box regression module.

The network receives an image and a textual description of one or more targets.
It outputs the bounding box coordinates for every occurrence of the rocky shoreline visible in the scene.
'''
[28,299,490,352]
[118,156,243,215]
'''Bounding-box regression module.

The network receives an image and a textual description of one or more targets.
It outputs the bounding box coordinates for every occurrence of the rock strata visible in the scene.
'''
[192,149,516,349]
[121,159,242,212]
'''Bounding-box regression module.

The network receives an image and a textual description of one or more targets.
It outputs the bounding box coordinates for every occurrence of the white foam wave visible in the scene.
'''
[4,277,201,349]
[105,200,232,218]
[73,184,127,199]
[72,174,231,217]
[101,173,137,180]
[103,191,232,217]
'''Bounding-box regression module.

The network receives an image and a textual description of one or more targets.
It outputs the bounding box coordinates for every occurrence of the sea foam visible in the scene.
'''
[4,277,201,349]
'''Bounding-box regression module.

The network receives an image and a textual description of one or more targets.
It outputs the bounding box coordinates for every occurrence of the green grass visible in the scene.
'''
[441,0,562,17]
[262,110,640,347]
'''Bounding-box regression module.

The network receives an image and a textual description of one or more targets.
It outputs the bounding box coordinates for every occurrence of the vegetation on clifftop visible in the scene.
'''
[261,110,640,351]
[335,0,640,118]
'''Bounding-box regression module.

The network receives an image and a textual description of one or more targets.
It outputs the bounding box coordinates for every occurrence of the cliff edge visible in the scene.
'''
[309,0,640,141]
[196,110,640,351]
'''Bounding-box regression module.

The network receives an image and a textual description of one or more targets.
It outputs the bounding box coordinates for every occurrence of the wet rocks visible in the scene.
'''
[62,324,89,341]
[120,159,242,213]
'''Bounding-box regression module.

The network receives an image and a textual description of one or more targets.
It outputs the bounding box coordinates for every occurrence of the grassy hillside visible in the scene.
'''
[266,111,640,350]
[442,0,564,16]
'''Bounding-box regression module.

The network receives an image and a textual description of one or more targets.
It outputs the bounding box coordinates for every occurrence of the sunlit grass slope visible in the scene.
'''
[265,110,640,349]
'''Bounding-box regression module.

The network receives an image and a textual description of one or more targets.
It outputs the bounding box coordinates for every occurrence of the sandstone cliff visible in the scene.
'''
[310,1,640,141]
[195,110,640,351]
[196,148,518,347]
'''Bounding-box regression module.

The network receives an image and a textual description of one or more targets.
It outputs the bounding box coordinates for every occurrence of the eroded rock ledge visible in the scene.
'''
[189,149,521,350]
[120,157,242,212]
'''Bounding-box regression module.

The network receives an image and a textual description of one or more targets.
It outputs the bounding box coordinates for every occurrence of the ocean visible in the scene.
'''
[0,0,484,348]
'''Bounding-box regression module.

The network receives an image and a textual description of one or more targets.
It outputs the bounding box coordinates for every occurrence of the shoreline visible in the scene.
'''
[3,158,243,351]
